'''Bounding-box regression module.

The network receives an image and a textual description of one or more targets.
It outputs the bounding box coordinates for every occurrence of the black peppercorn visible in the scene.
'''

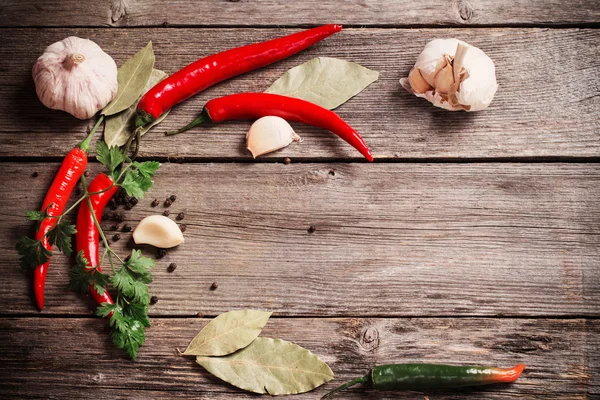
[167,263,177,272]
[129,197,138,206]
[162,210,170,217]
[164,198,173,207]
[179,224,187,232]
[114,213,124,222]
[157,249,167,258]
[151,198,159,207]
[112,233,120,242]
[150,296,158,305]
[170,195,177,201]
[122,224,132,232]
[31,171,39,178]
[210,281,219,290]
[284,157,291,165]
[83,170,89,177]
[176,212,185,221]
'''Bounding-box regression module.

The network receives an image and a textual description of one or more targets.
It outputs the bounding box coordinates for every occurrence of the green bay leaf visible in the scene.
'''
[265,57,379,110]
[183,309,271,356]
[102,41,155,116]
[196,337,334,395]
[104,69,169,147]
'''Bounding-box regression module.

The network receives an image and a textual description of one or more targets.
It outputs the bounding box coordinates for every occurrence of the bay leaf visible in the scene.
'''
[196,337,334,395]
[183,309,271,356]
[102,41,155,116]
[104,69,170,147]
[265,57,379,110]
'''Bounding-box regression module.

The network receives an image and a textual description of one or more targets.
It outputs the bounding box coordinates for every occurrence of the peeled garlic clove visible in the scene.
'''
[133,215,184,248]
[246,116,301,158]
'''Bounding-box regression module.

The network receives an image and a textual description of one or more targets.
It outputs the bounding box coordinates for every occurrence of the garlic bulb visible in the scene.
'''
[246,116,302,158]
[33,36,118,119]
[133,215,184,248]
[400,38,498,111]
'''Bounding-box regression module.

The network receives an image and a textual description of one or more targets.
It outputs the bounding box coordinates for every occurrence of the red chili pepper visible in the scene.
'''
[136,24,342,127]
[33,131,96,310]
[75,173,117,308]
[166,93,374,161]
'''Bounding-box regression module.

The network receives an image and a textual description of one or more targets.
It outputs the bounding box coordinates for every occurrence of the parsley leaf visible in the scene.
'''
[133,161,160,178]
[112,268,150,305]
[16,237,52,270]
[110,317,146,359]
[46,222,77,256]
[68,251,111,294]
[96,141,126,180]
[126,249,154,282]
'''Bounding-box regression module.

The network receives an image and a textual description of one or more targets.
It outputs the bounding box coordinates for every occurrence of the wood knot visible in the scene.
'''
[360,326,380,351]
[457,0,473,21]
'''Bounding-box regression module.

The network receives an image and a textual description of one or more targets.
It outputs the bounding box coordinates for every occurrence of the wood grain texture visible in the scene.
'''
[1,0,599,27]
[2,162,598,316]
[0,317,597,398]
[0,28,598,160]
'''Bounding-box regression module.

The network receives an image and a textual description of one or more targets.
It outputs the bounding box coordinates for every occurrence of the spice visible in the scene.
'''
[109,198,117,210]
[164,198,173,207]
[112,233,121,242]
[124,203,132,210]
[162,209,170,217]
[322,364,526,399]
[134,215,184,248]
[32,171,39,178]
[170,194,177,202]
[167,262,177,272]
[157,249,167,258]
[166,93,373,162]
[135,25,342,127]
[210,281,219,290]
[129,197,138,206]
[114,212,124,222]
[400,39,498,111]
[74,173,117,311]
[307,225,316,234]
[84,170,90,177]
[17,125,98,310]
[179,224,187,232]
[176,212,185,221]
[284,157,291,165]
[122,224,132,232]
[111,224,120,231]
[150,295,158,305]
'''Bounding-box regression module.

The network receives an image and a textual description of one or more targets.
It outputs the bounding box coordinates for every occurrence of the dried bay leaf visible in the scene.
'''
[266,57,379,110]
[196,337,334,395]
[183,309,271,356]
[102,41,155,116]
[104,69,170,147]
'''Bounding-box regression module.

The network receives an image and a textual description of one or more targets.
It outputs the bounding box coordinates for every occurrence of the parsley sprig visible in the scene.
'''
[17,141,160,359]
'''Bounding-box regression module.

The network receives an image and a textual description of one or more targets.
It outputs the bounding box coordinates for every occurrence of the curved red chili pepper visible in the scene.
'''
[75,173,117,308]
[136,24,342,126]
[34,145,90,310]
[167,93,374,162]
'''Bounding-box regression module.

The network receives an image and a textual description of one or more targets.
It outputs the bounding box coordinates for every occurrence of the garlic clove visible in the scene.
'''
[433,55,455,94]
[133,215,184,248]
[407,67,432,94]
[246,116,301,158]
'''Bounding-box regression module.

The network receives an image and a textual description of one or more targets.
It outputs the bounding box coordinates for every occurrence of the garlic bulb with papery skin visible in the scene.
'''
[400,38,498,111]
[246,116,302,158]
[133,215,184,248]
[33,36,118,119]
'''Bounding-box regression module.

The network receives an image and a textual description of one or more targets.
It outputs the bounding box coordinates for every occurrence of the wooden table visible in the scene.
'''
[1,1,598,398]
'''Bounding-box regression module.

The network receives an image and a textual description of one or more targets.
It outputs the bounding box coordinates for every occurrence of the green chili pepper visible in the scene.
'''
[321,363,525,399]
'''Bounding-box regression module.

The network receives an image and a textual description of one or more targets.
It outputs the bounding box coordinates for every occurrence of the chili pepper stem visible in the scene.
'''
[79,115,105,153]
[321,375,369,399]
[165,110,210,136]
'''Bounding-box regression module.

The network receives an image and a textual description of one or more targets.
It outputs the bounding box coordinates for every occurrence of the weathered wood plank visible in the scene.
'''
[0,317,597,398]
[0,28,598,160]
[2,162,598,316]
[1,0,599,27]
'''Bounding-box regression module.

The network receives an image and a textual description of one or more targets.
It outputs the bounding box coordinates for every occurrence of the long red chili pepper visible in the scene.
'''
[75,173,117,308]
[33,125,99,310]
[135,24,342,127]
[166,93,374,161]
